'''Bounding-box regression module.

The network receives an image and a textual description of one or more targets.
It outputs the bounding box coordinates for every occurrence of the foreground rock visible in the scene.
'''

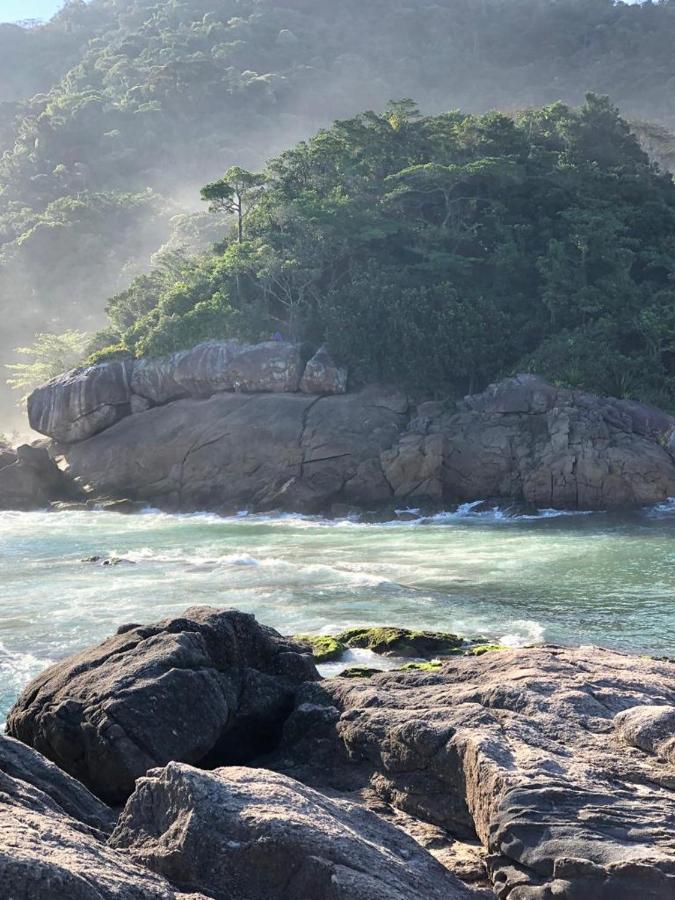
[0,765,205,899]
[50,372,675,512]
[0,442,81,510]
[0,732,114,832]
[111,763,478,899]
[280,646,675,899]
[7,607,318,803]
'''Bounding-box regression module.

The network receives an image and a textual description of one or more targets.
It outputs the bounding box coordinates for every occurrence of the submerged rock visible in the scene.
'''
[336,626,463,657]
[110,763,479,900]
[279,645,675,899]
[7,607,319,804]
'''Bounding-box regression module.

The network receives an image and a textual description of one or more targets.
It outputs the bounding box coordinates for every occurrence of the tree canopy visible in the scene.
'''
[90,95,675,408]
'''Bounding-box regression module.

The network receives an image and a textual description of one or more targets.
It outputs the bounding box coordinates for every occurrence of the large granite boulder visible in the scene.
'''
[58,385,408,513]
[131,340,304,404]
[0,766,205,900]
[110,763,479,900]
[28,360,133,443]
[0,732,114,832]
[390,374,675,509]
[7,607,319,804]
[299,345,348,394]
[0,443,81,510]
[279,646,675,899]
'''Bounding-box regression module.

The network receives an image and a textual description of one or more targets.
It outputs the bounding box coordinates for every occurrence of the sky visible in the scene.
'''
[0,0,646,24]
[1,1,67,23]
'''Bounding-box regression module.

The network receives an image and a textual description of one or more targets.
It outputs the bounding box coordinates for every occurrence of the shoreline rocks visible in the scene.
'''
[7,607,318,804]
[0,442,82,511]
[33,369,674,514]
[110,764,478,899]
[4,608,675,898]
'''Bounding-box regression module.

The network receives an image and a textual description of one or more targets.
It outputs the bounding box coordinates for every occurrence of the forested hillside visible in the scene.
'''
[3,0,675,423]
[88,96,675,408]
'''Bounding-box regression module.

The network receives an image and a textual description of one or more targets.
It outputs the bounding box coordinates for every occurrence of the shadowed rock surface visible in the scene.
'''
[7,607,319,804]
[58,385,408,513]
[0,732,114,833]
[299,345,348,394]
[0,443,81,510]
[278,646,675,899]
[110,763,479,900]
[47,373,675,512]
[0,766,207,900]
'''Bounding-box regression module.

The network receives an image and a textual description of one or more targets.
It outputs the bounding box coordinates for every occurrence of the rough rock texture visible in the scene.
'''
[58,385,408,513]
[429,374,675,509]
[336,626,463,657]
[131,340,304,404]
[0,443,81,510]
[299,345,348,394]
[110,763,478,900]
[0,732,114,832]
[7,607,318,804]
[0,766,206,900]
[31,367,675,510]
[279,646,675,899]
[28,360,133,443]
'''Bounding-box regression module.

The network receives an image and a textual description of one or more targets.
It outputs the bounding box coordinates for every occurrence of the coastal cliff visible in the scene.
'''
[14,340,675,514]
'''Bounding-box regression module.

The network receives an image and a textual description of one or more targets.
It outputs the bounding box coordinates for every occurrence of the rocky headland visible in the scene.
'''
[3,339,675,514]
[2,606,674,898]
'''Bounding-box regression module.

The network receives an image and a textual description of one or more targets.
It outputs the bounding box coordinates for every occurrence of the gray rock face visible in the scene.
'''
[131,340,304,405]
[59,386,408,513]
[395,374,675,510]
[28,360,133,443]
[0,732,114,832]
[0,442,81,510]
[299,345,348,394]
[0,766,204,900]
[110,763,478,900]
[279,646,675,899]
[7,607,319,804]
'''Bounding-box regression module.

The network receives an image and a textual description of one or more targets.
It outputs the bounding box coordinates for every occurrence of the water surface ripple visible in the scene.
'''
[1,502,673,719]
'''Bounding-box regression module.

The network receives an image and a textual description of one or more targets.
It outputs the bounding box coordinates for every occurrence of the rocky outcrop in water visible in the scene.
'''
[51,372,675,512]
[0,442,81,510]
[110,763,478,899]
[6,607,318,804]
[278,645,675,899]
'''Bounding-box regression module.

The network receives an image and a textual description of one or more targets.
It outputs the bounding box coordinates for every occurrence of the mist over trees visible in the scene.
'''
[2,0,675,422]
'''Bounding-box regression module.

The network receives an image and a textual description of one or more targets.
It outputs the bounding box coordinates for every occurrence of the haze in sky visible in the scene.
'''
[1,0,65,23]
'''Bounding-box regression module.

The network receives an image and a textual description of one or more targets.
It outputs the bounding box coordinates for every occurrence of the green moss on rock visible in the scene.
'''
[292,634,346,663]
[338,667,381,679]
[467,643,508,656]
[336,626,462,658]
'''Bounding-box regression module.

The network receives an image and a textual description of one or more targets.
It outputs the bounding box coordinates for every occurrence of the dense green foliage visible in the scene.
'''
[94,96,675,406]
[4,0,675,420]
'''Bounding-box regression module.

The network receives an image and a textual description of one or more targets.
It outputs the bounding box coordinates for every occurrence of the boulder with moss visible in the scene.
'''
[337,626,463,657]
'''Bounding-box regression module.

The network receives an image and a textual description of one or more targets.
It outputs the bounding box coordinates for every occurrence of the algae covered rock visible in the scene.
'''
[336,626,462,657]
[292,634,346,662]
